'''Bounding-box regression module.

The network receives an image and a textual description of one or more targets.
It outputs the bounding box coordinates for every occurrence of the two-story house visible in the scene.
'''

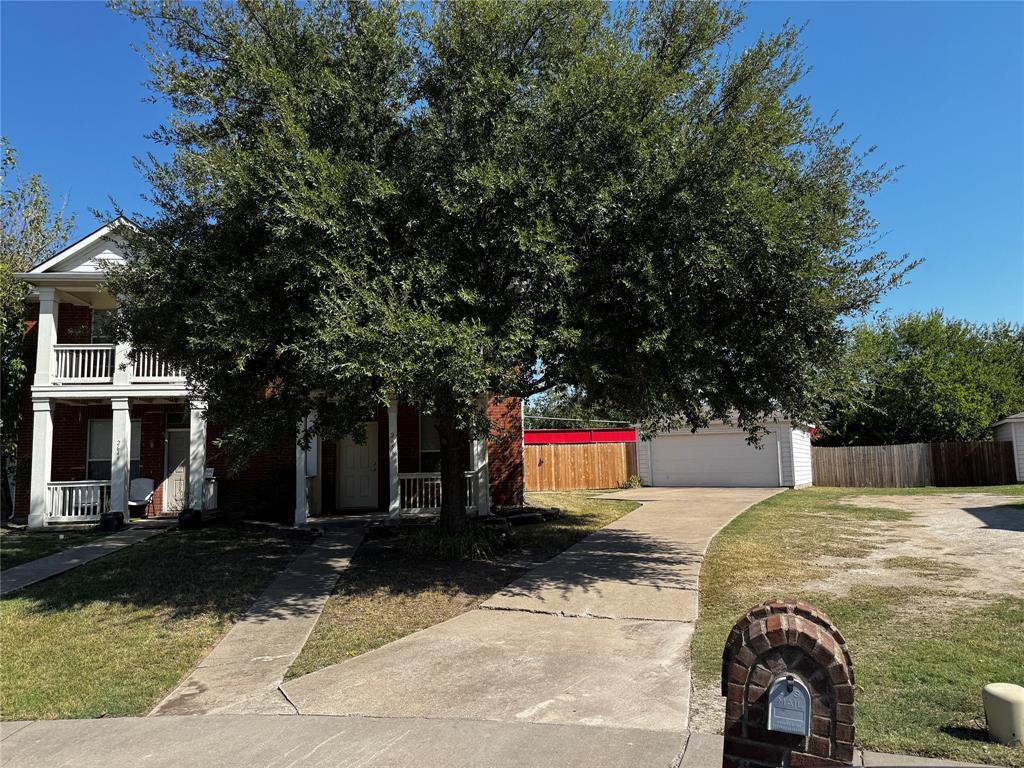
[12,220,524,529]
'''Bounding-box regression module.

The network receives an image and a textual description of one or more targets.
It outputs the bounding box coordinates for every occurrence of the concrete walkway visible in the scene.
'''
[150,529,363,716]
[281,488,780,732]
[0,524,169,597]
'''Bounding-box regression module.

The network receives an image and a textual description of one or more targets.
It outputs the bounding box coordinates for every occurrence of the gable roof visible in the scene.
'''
[27,217,136,275]
[992,413,1024,428]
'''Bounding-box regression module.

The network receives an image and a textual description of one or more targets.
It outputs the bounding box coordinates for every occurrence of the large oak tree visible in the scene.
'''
[109,0,909,531]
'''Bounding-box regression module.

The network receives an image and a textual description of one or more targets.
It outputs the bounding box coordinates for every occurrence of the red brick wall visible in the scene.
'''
[487,395,524,507]
[131,403,189,516]
[205,423,296,522]
[57,304,92,343]
[397,404,420,473]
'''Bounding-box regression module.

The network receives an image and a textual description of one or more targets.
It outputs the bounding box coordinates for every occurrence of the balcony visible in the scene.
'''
[49,344,185,385]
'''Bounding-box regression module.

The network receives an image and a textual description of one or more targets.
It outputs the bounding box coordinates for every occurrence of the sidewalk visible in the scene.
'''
[0,524,169,597]
[150,528,363,716]
[0,717,989,768]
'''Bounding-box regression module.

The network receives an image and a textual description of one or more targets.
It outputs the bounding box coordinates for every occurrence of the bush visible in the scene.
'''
[619,474,642,489]
[398,524,509,560]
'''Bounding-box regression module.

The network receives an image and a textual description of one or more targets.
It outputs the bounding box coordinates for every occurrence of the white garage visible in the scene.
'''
[638,421,813,488]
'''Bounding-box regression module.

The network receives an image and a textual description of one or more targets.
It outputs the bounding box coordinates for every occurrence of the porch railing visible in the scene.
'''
[52,344,115,383]
[398,471,477,513]
[131,350,185,382]
[46,480,111,523]
[48,345,185,385]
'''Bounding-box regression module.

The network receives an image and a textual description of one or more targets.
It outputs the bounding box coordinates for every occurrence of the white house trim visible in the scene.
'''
[27,218,134,275]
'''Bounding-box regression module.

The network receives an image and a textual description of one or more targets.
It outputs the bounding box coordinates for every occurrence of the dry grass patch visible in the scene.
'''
[691,485,1024,767]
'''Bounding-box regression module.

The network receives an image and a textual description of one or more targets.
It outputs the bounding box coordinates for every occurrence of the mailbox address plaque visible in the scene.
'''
[767,674,812,737]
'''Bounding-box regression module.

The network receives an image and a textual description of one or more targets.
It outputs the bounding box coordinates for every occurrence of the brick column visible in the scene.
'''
[721,600,855,767]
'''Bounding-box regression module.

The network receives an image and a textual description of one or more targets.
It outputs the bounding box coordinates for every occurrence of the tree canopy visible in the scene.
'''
[109,0,909,529]
[815,311,1024,446]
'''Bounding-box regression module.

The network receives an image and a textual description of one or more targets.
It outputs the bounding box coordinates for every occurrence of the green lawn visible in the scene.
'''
[0,526,108,572]
[286,491,639,679]
[691,485,1024,767]
[0,528,307,720]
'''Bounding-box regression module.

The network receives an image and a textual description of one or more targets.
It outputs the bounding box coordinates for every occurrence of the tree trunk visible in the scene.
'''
[436,415,469,535]
[0,458,13,524]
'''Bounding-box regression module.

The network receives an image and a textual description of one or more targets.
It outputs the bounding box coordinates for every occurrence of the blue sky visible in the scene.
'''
[2,1,1021,324]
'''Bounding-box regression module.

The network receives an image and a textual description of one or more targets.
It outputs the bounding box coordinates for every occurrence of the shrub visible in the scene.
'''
[398,524,508,561]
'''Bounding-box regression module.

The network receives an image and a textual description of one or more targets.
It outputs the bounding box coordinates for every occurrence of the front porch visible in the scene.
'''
[27,398,213,528]
[298,402,491,526]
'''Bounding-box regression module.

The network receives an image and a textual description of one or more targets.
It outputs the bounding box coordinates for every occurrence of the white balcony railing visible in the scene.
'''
[398,471,477,513]
[52,344,115,383]
[48,344,184,385]
[131,350,185,382]
[46,480,111,522]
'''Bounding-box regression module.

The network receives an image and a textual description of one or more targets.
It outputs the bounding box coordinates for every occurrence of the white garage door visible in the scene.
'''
[650,432,780,487]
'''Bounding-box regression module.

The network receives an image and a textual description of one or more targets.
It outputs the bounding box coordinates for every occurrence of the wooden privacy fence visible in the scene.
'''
[525,442,638,491]
[812,441,1016,487]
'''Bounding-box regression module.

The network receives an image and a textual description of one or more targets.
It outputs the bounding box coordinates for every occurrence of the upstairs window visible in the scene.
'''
[91,309,116,344]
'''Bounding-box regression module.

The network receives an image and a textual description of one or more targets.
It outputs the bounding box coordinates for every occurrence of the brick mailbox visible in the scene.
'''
[721,600,855,767]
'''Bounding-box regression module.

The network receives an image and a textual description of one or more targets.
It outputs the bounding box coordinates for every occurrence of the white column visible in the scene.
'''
[110,397,131,519]
[388,400,400,521]
[188,402,207,511]
[307,425,321,517]
[33,288,59,385]
[471,436,490,515]
[112,341,132,385]
[295,415,310,526]
[27,399,53,529]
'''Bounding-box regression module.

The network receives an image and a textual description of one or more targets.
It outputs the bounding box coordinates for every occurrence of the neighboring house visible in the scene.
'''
[637,418,813,488]
[12,220,524,529]
[992,413,1024,482]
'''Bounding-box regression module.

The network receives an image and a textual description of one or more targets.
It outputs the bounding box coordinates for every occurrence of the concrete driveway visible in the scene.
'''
[281,487,782,736]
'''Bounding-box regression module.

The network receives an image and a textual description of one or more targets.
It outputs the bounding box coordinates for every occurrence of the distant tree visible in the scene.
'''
[815,311,1024,446]
[1,139,74,521]
[109,0,909,532]
[524,387,630,429]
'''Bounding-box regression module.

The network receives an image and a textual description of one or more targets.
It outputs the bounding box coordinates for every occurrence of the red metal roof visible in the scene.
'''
[524,428,636,445]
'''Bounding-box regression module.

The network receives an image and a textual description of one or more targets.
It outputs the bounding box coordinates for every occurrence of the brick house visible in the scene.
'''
[11,220,524,529]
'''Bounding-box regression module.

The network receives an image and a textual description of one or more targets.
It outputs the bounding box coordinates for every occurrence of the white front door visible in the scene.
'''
[164,429,190,511]
[336,423,378,509]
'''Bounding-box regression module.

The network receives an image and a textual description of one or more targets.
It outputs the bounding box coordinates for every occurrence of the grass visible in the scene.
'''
[691,485,1024,767]
[285,490,639,679]
[0,526,108,572]
[0,527,307,720]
